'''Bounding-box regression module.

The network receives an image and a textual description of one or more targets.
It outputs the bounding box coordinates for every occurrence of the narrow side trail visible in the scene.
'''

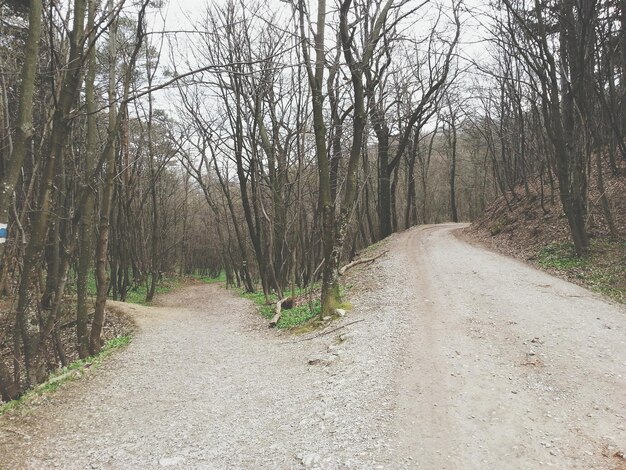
[392,225,626,469]
[0,281,405,469]
[0,225,624,469]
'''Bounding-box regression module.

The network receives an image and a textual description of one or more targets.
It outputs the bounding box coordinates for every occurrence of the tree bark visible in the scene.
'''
[91,0,118,354]
[15,0,87,385]
[0,0,43,260]
[76,0,98,359]
[90,0,149,353]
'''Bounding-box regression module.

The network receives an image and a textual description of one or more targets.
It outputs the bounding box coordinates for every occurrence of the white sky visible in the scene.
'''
[145,0,493,117]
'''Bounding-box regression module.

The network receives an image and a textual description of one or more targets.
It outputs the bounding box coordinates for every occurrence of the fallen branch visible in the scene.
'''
[338,250,388,275]
[269,297,289,328]
[282,319,366,344]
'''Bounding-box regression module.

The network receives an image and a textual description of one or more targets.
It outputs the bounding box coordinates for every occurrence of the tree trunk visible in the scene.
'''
[90,0,148,352]
[146,91,159,303]
[90,0,117,354]
[0,0,43,259]
[377,133,392,238]
[448,120,459,223]
[390,162,400,232]
[76,0,97,358]
[15,0,87,385]
[405,130,419,228]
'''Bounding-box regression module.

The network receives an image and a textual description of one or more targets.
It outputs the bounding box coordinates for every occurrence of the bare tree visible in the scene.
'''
[498,0,594,254]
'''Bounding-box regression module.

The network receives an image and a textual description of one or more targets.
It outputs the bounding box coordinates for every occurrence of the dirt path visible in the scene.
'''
[0,282,403,469]
[0,225,624,469]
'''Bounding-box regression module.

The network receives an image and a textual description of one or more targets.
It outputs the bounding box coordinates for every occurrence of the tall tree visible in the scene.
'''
[366,1,461,238]
[91,0,149,354]
[0,0,43,260]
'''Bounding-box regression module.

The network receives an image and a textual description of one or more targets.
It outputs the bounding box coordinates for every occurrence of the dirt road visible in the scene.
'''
[393,225,625,469]
[0,225,624,469]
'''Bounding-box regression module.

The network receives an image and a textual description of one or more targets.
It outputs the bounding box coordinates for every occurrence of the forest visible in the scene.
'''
[0,0,624,401]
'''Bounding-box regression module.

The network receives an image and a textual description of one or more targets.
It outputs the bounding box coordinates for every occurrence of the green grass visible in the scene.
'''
[124,276,182,305]
[537,242,589,270]
[537,240,626,303]
[191,272,227,284]
[0,335,131,416]
[239,286,322,329]
[82,272,182,306]
[490,220,504,236]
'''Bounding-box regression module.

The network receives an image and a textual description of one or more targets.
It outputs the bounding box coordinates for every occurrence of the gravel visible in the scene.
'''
[1,224,624,469]
[391,224,626,469]
[0,255,406,469]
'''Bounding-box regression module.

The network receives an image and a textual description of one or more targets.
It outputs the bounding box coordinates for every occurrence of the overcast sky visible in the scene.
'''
[146,0,492,116]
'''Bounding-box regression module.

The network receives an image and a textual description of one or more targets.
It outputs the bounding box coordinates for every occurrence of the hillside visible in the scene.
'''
[465,160,626,303]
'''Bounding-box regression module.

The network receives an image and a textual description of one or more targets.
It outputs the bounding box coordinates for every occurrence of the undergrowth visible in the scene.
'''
[0,335,131,416]
[240,287,321,329]
[537,240,626,303]
[125,277,182,305]
[81,272,183,305]
[199,272,323,329]
[191,272,227,284]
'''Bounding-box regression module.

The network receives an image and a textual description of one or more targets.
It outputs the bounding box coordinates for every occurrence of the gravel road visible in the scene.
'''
[0,224,624,469]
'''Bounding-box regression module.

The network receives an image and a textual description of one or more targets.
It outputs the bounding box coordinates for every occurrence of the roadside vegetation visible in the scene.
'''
[241,290,321,329]
[83,273,183,306]
[537,241,626,303]
[0,335,131,417]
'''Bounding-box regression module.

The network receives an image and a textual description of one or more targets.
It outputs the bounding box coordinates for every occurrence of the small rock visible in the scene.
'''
[308,354,337,366]
[159,457,185,467]
[301,453,321,468]
[327,345,344,356]
[335,308,346,317]
[322,316,332,321]
[339,333,353,342]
